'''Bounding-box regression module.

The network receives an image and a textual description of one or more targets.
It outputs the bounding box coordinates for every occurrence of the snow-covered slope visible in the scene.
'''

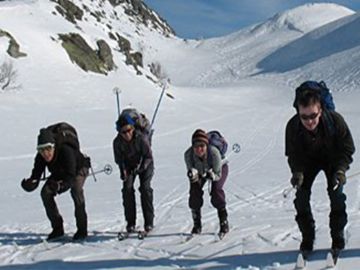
[150,3,356,88]
[249,3,354,34]
[258,12,360,91]
[1,1,360,270]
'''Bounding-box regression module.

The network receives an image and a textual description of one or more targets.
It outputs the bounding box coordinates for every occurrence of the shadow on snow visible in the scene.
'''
[1,248,360,269]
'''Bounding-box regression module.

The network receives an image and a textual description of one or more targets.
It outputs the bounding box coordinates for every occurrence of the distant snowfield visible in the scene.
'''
[1,1,360,270]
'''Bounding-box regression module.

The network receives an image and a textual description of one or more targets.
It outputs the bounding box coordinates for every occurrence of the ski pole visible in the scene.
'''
[282,186,294,198]
[284,170,360,197]
[150,83,167,130]
[113,87,121,117]
[89,164,113,182]
[39,164,113,182]
[222,143,241,165]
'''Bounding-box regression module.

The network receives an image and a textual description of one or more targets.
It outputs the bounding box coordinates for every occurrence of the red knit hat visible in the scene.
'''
[192,129,209,146]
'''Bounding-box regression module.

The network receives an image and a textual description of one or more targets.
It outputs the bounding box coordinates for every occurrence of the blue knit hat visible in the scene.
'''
[116,114,136,131]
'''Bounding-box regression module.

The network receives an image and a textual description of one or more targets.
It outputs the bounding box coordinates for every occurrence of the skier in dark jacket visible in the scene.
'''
[113,114,154,233]
[21,128,90,240]
[184,129,229,235]
[285,88,355,253]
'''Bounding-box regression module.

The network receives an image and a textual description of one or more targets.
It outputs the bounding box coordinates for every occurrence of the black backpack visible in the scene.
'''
[45,122,80,151]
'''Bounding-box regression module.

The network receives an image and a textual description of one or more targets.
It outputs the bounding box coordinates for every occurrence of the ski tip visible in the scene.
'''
[296,253,305,268]
[117,232,129,241]
[137,231,148,240]
[326,252,335,268]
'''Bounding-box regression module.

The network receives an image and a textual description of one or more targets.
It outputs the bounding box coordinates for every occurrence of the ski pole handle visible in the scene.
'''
[282,186,294,198]
[113,87,121,117]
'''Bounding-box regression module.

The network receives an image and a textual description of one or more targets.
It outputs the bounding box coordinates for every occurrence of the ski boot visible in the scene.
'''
[218,208,229,239]
[191,209,202,234]
[47,226,64,241]
[73,229,87,241]
[331,231,345,250]
[126,224,136,233]
[299,238,314,259]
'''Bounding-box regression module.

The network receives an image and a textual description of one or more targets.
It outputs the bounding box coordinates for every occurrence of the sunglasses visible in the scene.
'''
[300,111,320,121]
[121,128,133,134]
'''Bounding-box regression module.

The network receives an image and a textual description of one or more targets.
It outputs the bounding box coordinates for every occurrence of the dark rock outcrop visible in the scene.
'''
[59,33,115,74]
[0,29,27,58]
[53,0,84,24]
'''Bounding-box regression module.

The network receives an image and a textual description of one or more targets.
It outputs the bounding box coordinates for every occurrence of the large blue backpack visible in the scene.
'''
[207,130,228,159]
[293,80,335,111]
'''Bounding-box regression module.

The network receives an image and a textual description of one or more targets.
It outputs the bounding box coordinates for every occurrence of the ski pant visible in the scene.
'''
[122,164,154,228]
[293,164,347,240]
[189,164,229,211]
[41,167,89,232]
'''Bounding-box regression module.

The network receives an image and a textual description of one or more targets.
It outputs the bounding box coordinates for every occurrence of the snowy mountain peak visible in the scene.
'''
[252,3,355,34]
[0,0,176,79]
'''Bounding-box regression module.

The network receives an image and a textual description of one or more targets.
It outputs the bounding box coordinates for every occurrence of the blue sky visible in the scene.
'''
[143,0,360,39]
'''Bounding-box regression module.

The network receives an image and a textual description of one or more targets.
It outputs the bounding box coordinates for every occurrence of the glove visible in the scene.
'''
[21,178,40,192]
[205,169,216,181]
[187,168,199,183]
[290,172,304,189]
[333,170,346,189]
[132,167,139,176]
[47,180,66,194]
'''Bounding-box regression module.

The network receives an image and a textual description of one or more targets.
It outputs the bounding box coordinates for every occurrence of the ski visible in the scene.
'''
[325,249,341,268]
[294,253,306,269]
[137,230,149,240]
[294,250,311,270]
[217,232,227,240]
[117,231,130,241]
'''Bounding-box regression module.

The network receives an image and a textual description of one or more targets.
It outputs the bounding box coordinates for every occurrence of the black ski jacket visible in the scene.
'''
[30,144,88,190]
[285,110,355,173]
[113,130,153,175]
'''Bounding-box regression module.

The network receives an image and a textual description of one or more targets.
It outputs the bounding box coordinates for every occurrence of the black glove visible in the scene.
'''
[205,169,217,181]
[47,180,67,194]
[21,178,40,192]
[187,168,199,183]
[333,170,346,190]
[290,172,304,189]
[132,167,139,176]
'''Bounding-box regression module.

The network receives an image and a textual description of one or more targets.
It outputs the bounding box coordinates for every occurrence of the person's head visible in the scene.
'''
[192,129,209,157]
[37,128,55,162]
[296,90,322,131]
[116,114,136,142]
[120,124,135,142]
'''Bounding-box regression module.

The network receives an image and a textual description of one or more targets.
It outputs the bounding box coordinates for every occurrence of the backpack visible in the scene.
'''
[293,80,335,111]
[45,122,80,151]
[207,130,228,159]
[293,81,336,136]
[116,108,151,136]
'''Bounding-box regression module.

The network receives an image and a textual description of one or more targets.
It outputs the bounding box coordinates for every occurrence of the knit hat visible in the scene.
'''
[116,114,136,132]
[192,129,209,146]
[37,128,55,150]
